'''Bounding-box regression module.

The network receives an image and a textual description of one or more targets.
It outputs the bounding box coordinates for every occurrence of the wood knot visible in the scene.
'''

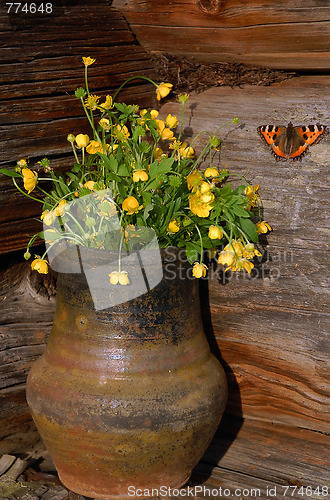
[197,0,223,14]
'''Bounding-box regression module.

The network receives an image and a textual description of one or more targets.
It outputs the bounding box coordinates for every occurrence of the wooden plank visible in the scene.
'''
[0,0,158,253]
[112,0,329,26]
[157,76,330,432]
[1,417,328,498]
[199,416,330,490]
[0,257,55,439]
[112,0,330,70]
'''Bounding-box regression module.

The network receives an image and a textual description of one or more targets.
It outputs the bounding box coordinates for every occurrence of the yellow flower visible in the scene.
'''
[75,133,89,148]
[217,250,235,267]
[41,210,56,226]
[155,120,174,141]
[230,258,255,274]
[187,169,203,191]
[122,196,142,215]
[113,124,130,141]
[224,239,244,257]
[165,114,178,129]
[84,180,96,191]
[99,118,110,131]
[17,159,27,168]
[156,82,173,100]
[204,167,219,178]
[31,256,48,274]
[132,170,148,182]
[177,93,189,103]
[137,109,159,127]
[144,109,159,119]
[22,168,38,194]
[153,147,164,159]
[169,139,181,151]
[218,239,246,270]
[178,142,194,158]
[99,95,113,110]
[200,191,214,204]
[109,271,130,285]
[86,140,103,154]
[54,199,67,216]
[82,56,96,66]
[243,243,262,260]
[208,226,223,240]
[84,94,100,110]
[189,192,214,218]
[256,221,272,234]
[199,181,211,194]
[192,262,208,278]
[210,135,221,151]
[167,220,180,234]
[245,184,260,209]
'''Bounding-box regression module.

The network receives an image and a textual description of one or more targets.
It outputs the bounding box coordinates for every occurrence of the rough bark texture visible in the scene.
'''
[0,0,157,254]
[0,0,329,493]
[112,0,330,70]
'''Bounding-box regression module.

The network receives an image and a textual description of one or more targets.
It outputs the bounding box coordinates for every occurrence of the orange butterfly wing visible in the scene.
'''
[257,125,288,161]
[258,123,328,161]
[290,125,328,160]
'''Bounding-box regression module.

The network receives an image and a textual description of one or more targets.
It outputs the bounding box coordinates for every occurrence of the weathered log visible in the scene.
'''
[112,0,330,71]
[158,76,330,432]
[0,253,56,444]
[0,0,157,254]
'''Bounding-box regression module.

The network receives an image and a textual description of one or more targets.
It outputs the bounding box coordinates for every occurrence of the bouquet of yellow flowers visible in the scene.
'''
[1,56,271,282]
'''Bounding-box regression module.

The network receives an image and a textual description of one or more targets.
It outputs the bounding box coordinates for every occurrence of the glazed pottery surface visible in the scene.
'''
[26,247,228,499]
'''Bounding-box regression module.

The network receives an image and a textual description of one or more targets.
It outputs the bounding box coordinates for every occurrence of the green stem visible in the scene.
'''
[117,230,125,272]
[12,178,48,205]
[71,142,80,164]
[177,101,185,142]
[80,97,102,143]
[194,224,204,264]
[84,65,90,95]
[112,76,157,101]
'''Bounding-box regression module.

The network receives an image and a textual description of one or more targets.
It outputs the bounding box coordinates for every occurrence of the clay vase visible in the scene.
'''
[26,246,228,499]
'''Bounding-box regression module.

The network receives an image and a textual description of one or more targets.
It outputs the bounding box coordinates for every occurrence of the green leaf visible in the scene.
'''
[71,163,82,173]
[0,168,21,178]
[117,163,130,176]
[97,153,121,181]
[66,172,78,183]
[186,242,199,264]
[239,217,258,242]
[232,205,251,217]
[133,125,146,138]
[148,157,174,179]
[139,142,151,154]
[219,183,232,199]
[143,204,153,220]
[142,191,153,205]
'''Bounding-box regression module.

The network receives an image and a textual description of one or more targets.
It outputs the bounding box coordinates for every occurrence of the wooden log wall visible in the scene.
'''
[112,0,330,71]
[0,0,158,450]
[0,0,329,483]
[158,76,330,434]
[0,0,157,255]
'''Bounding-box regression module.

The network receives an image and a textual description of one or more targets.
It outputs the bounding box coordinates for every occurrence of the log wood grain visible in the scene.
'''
[0,0,157,254]
[0,254,56,442]
[192,416,329,498]
[158,76,330,432]
[112,0,330,70]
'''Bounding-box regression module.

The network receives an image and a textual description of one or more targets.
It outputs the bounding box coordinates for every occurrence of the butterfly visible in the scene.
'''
[257,122,328,161]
